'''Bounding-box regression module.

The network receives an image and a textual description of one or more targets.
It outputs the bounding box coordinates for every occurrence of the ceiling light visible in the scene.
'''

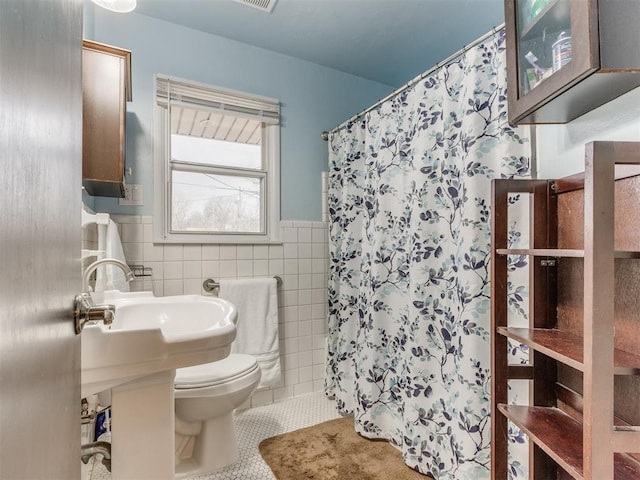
[90,0,137,13]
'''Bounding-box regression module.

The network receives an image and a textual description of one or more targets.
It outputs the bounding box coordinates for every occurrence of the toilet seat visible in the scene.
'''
[175,354,259,389]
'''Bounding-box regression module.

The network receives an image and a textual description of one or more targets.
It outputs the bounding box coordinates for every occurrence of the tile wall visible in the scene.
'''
[89,216,329,408]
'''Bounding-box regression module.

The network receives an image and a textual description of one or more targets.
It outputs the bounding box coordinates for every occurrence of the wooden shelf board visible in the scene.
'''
[496,248,640,258]
[499,405,582,478]
[498,327,585,372]
[497,328,640,375]
[553,161,640,194]
[498,404,640,480]
[508,364,534,380]
[613,251,640,259]
[496,248,584,257]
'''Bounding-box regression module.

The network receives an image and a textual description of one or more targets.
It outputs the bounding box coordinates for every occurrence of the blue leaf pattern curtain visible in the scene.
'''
[326,30,531,479]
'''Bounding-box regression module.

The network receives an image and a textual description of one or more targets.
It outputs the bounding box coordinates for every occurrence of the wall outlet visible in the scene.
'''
[119,184,143,206]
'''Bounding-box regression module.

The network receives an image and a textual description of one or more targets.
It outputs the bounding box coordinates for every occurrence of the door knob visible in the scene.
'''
[74,292,115,334]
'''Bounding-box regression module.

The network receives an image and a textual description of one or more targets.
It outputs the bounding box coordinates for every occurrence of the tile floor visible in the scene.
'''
[82,391,341,480]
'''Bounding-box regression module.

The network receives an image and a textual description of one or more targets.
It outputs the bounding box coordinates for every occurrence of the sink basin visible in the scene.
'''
[81,291,237,397]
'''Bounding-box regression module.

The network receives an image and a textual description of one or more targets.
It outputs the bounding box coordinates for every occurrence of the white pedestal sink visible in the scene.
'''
[81,291,237,479]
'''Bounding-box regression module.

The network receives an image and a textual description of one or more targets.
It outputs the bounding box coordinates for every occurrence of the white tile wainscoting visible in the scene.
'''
[98,217,330,407]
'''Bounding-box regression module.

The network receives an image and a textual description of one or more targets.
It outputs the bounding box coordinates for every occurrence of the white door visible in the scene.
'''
[0,0,83,478]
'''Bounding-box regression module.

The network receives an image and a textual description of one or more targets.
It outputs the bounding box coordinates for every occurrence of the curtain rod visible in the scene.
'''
[321,23,505,141]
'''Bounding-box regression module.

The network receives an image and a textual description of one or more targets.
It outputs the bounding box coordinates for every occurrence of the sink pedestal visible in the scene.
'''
[111,370,175,479]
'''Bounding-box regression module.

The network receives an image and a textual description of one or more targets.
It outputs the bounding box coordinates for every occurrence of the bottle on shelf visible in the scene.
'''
[552,31,572,72]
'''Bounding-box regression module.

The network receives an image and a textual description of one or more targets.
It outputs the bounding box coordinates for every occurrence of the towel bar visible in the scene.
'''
[128,265,154,278]
[203,276,282,293]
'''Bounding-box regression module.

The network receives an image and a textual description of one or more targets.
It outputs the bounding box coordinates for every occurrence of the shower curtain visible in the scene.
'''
[326,30,531,479]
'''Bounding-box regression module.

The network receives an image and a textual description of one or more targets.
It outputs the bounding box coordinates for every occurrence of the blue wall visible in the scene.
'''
[88,9,392,221]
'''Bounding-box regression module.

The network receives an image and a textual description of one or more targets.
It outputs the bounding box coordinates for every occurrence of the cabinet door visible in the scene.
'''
[505,0,599,123]
[82,40,130,197]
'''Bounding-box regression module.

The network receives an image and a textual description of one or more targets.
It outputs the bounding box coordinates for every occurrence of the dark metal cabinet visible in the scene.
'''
[82,40,132,197]
[504,0,640,124]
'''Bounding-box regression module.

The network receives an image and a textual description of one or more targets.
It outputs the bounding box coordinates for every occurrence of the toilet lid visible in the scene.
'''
[175,354,258,389]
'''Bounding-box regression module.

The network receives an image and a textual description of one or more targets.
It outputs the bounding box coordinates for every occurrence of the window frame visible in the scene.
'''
[153,74,281,244]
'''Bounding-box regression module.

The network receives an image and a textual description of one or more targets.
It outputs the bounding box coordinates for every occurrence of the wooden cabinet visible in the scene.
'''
[82,40,132,197]
[491,142,640,479]
[504,0,640,124]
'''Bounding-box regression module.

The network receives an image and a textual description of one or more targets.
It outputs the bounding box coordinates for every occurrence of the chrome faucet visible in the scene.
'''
[74,258,135,334]
[82,258,135,292]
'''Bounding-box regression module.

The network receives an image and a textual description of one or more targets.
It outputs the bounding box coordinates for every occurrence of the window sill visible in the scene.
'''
[152,232,282,245]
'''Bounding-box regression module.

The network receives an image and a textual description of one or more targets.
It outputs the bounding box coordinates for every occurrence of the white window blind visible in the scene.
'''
[155,75,280,125]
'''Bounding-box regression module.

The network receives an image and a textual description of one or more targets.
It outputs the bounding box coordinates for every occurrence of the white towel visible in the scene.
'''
[219,278,280,387]
[94,219,130,292]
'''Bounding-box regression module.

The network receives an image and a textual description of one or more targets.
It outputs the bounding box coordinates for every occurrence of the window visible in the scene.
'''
[153,75,281,243]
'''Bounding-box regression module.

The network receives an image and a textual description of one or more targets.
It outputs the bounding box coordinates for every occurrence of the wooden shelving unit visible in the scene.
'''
[491,142,640,479]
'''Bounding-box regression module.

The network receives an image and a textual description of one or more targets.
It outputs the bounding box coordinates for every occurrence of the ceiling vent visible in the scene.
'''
[232,0,277,13]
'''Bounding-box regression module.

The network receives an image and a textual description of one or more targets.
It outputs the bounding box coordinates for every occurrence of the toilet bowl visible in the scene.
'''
[174,353,261,478]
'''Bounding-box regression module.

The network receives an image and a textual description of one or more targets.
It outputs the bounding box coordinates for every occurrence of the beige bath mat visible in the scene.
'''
[259,416,433,479]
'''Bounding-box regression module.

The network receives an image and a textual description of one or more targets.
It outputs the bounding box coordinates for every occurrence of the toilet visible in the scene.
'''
[173,353,261,478]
